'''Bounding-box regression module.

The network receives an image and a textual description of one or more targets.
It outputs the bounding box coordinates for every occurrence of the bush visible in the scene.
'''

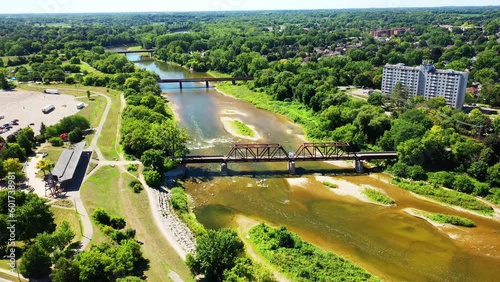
[127,164,138,172]
[409,165,427,181]
[92,208,110,225]
[68,127,83,143]
[390,162,409,178]
[144,170,162,188]
[170,187,188,213]
[129,180,143,193]
[362,189,396,205]
[428,171,456,188]
[49,137,64,147]
[110,216,126,229]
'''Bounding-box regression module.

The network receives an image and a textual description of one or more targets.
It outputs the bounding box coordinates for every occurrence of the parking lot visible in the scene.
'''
[0,89,81,139]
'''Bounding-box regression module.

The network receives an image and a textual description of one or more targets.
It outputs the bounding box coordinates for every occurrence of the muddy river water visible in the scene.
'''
[128,54,500,281]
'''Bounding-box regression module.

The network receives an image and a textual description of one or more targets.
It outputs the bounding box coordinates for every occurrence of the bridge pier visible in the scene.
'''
[206,81,209,88]
[288,161,296,174]
[179,82,183,89]
[221,162,228,175]
[355,160,364,173]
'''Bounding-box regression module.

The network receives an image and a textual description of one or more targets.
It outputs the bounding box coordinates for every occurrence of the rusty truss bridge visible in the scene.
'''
[181,142,397,174]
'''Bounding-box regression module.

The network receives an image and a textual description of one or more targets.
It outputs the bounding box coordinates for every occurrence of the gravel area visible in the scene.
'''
[0,89,81,139]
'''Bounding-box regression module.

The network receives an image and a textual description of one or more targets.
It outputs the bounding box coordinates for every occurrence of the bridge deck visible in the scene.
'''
[114,49,155,54]
[181,151,397,164]
[157,77,253,83]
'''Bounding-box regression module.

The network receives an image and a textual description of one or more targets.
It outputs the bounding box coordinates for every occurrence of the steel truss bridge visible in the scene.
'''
[181,142,397,173]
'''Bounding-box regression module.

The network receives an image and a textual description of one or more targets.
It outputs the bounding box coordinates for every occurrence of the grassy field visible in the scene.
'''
[78,62,102,74]
[412,209,476,227]
[80,166,193,281]
[0,270,27,281]
[50,205,83,241]
[362,188,396,205]
[95,88,121,160]
[38,145,65,163]
[230,120,255,137]
[75,95,106,127]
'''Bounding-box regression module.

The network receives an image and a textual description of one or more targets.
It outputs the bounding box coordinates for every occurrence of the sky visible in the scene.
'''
[2,0,499,14]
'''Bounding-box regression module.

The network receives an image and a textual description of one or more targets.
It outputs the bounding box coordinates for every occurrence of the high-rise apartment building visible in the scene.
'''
[381,63,468,108]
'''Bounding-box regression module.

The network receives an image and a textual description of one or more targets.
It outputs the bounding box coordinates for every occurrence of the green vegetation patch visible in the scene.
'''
[323,181,338,188]
[413,209,476,227]
[169,187,207,237]
[249,224,380,281]
[76,95,106,127]
[362,188,396,205]
[230,119,255,137]
[50,206,82,241]
[393,178,494,216]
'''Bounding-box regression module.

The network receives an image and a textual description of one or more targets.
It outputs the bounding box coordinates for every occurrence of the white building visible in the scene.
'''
[382,63,468,108]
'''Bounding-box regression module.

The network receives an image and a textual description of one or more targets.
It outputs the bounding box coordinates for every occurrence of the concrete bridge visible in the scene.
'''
[181,142,397,174]
[157,77,254,89]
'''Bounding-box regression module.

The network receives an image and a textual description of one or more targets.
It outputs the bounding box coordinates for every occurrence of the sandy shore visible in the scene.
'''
[313,175,373,203]
[220,116,261,141]
[324,160,354,169]
[285,177,309,187]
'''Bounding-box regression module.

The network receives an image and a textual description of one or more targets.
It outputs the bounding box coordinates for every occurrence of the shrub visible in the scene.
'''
[110,216,126,229]
[92,208,110,225]
[409,165,427,181]
[133,183,143,193]
[144,170,162,188]
[170,187,188,213]
[68,127,83,143]
[362,189,396,205]
[323,181,338,188]
[49,137,64,147]
[127,164,138,172]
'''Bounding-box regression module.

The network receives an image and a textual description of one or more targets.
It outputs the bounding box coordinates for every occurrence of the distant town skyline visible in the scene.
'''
[2,0,499,14]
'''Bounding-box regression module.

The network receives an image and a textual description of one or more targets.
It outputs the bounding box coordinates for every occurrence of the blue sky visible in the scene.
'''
[3,0,499,14]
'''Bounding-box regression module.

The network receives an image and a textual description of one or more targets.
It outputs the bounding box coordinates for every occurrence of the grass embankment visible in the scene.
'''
[393,178,494,216]
[38,145,65,163]
[215,82,320,137]
[249,223,380,282]
[412,209,476,227]
[50,205,83,241]
[362,188,396,205]
[76,95,106,128]
[80,166,192,281]
[230,120,255,138]
[94,88,121,161]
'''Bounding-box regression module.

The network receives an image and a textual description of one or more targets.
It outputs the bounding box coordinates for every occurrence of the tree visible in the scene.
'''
[367,92,384,106]
[144,170,162,188]
[68,127,84,143]
[36,159,54,176]
[141,149,165,171]
[2,158,25,183]
[391,81,409,107]
[51,258,80,282]
[17,195,56,241]
[467,161,489,181]
[19,243,52,279]
[453,174,474,194]
[87,90,91,100]
[187,228,244,281]
[1,143,26,161]
[488,163,500,187]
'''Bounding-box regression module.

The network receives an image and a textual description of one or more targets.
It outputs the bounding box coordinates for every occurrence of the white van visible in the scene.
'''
[42,104,55,113]
[76,102,85,109]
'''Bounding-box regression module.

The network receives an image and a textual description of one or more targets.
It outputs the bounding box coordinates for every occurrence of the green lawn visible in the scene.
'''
[96,89,121,161]
[80,166,193,281]
[76,95,106,128]
[38,145,66,163]
[50,206,83,241]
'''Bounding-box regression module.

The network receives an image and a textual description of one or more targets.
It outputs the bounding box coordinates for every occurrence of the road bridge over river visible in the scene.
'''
[181,142,397,174]
[157,77,253,89]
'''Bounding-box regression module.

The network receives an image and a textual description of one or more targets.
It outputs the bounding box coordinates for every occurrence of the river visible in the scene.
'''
[127,53,500,281]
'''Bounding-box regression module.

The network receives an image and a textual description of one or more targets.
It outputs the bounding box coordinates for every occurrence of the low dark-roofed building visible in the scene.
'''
[51,141,86,188]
